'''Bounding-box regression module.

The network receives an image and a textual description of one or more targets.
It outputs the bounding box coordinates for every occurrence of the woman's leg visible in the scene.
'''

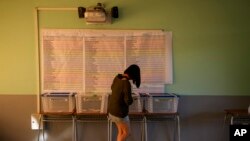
[115,121,130,141]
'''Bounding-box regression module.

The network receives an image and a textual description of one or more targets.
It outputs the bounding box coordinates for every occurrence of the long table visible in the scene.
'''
[37,112,180,141]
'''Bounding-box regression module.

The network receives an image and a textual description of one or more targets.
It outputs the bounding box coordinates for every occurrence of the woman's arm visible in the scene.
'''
[123,81,133,105]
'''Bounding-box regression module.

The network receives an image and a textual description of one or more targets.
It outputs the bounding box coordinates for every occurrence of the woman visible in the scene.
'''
[108,64,141,141]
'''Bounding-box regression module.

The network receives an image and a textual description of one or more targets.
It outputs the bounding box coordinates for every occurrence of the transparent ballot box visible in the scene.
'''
[145,93,179,113]
[129,93,143,113]
[41,92,76,113]
[76,94,108,114]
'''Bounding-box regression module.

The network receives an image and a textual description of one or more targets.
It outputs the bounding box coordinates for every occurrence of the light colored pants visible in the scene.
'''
[108,113,130,123]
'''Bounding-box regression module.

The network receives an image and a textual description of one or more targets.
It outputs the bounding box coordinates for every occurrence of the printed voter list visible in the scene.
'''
[230,125,250,141]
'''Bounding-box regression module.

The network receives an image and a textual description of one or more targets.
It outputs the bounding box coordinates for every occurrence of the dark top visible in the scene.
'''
[108,74,133,118]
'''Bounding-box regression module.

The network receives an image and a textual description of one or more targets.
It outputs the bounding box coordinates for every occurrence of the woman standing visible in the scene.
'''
[108,64,141,141]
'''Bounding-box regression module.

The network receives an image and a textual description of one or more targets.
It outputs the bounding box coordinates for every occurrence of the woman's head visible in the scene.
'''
[124,64,141,88]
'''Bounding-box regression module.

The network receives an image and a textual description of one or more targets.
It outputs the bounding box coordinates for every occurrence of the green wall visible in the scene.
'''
[0,0,249,95]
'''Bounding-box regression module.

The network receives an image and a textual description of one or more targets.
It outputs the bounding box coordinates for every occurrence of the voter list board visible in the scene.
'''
[40,29,172,94]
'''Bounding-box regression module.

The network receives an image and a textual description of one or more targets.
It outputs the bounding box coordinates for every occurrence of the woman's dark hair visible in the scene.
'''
[124,64,141,88]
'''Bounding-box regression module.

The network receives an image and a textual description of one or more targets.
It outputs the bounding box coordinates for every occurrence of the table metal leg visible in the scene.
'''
[230,116,234,125]
[140,117,145,141]
[37,115,42,141]
[172,115,180,141]
[144,116,147,141]
[41,115,45,141]
[73,116,76,141]
[108,119,112,141]
[176,115,180,141]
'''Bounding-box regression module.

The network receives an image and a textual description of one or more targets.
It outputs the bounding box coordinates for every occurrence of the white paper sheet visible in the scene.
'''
[41,29,172,94]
